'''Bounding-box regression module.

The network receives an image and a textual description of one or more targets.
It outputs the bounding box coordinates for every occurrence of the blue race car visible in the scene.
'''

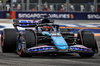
[1,16,98,57]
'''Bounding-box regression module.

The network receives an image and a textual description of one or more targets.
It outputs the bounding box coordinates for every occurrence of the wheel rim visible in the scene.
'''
[18,37,22,53]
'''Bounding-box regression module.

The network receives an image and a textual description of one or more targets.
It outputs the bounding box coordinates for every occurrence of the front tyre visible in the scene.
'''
[17,30,36,57]
[17,36,32,57]
[77,31,98,57]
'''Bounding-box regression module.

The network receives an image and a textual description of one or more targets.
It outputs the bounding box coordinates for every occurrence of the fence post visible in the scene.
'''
[27,0,29,11]
[3,0,6,11]
[94,0,97,12]
[11,0,13,11]
[66,0,70,12]
[38,0,42,11]
[21,0,24,11]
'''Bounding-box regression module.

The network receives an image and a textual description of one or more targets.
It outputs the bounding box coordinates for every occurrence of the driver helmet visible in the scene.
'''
[42,26,50,31]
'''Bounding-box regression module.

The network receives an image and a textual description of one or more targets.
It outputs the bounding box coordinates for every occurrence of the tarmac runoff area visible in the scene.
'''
[0,19,100,66]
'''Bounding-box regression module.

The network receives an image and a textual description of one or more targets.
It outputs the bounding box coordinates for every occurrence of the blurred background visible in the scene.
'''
[0,0,99,12]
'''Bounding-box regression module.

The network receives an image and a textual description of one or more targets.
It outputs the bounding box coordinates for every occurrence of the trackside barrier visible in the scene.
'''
[0,11,6,19]
[11,11,100,20]
[0,11,100,20]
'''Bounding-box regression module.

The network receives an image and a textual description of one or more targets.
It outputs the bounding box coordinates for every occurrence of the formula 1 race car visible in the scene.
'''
[1,15,98,57]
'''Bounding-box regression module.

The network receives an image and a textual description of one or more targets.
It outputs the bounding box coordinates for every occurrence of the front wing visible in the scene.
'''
[26,45,94,53]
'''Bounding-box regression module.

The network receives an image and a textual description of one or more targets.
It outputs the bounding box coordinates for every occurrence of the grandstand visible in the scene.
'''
[0,0,99,20]
[0,0,99,12]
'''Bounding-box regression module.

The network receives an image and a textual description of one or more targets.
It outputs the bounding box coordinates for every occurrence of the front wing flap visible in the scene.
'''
[27,45,93,53]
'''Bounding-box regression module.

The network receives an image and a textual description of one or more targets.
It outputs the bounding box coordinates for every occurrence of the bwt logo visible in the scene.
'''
[88,14,100,19]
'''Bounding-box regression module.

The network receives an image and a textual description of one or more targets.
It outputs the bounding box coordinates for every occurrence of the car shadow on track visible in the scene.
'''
[0,52,99,60]
[22,53,99,59]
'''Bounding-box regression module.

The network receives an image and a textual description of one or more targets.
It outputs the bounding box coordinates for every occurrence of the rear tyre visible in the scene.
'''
[1,29,17,52]
[17,30,36,57]
[77,31,98,57]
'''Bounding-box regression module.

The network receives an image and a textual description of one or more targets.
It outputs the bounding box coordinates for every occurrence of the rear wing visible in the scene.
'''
[13,19,54,27]
[13,15,54,27]
[13,19,59,32]
[13,20,40,27]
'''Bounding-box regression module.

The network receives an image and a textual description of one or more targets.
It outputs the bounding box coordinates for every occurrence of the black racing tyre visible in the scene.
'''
[1,29,17,52]
[77,31,98,57]
[23,30,36,48]
[17,30,36,57]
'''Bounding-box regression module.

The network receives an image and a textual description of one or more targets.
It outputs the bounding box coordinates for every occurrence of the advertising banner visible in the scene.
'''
[0,11,6,18]
[13,11,100,20]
